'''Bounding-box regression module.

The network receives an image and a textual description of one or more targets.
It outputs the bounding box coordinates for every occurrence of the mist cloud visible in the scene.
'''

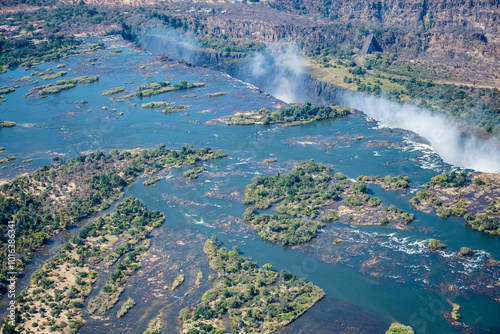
[337,92,500,173]
[246,44,307,103]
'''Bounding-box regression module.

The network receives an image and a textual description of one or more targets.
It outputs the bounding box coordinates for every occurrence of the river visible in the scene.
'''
[0,36,499,333]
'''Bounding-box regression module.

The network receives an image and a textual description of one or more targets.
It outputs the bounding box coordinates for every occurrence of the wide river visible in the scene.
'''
[0,36,499,333]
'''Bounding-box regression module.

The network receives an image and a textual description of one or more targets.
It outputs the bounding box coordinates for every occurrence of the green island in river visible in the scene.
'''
[179,239,325,334]
[0,145,227,292]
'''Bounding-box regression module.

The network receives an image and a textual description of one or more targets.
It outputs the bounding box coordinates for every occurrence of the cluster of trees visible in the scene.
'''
[0,3,119,71]
[244,160,417,240]
[246,214,325,246]
[367,57,500,136]
[244,159,331,210]
[118,80,205,99]
[427,171,467,188]
[465,213,500,235]
[16,196,163,332]
[179,239,325,333]
[356,175,410,190]
[183,167,206,180]
[231,103,351,126]
[0,145,226,292]
[0,34,82,70]
[308,43,499,137]
[410,188,467,218]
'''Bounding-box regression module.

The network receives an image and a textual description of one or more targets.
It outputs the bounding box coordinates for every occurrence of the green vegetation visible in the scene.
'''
[197,36,266,54]
[244,159,331,211]
[334,172,347,180]
[138,80,204,98]
[0,86,17,95]
[386,322,414,334]
[16,197,164,332]
[28,75,99,97]
[428,239,447,250]
[183,167,206,179]
[411,172,500,235]
[0,156,16,164]
[458,247,473,256]
[171,274,185,290]
[207,91,229,98]
[427,171,467,188]
[195,272,203,287]
[117,298,136,318]
[0,121,16,128]
[179,239,325,333]
[88,235,153,315]
[40,71,67,80]
[411,189,467,219]
[0,145,227,292]
[244,160,411,244]
[39,83,76,96]
[464,213,500,235]
[144,313,162,334]
[162,105,191,114]
[248,214,325,246]
[230,102,351,126]
[356,175,410,190]
[307,47,500,137]
[56,75,99,85]
[451,303,461,321]
[114,81,204,101]
[141,101,172,108]
[321,211,339,222]
[143,176,160,186]
[101,87,125,96]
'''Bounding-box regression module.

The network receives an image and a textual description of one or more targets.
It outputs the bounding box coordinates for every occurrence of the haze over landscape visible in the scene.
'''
[0,1,499,334]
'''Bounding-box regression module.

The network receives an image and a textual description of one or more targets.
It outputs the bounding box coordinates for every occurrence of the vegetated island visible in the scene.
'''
[243,160,414,246]
[386,322,414,334]
[109,80,204,102]
[0,145,227,292]
[224,102,352,126]
[183,166,206,179]
[179,238,325,334]
[0,121,16,128]
[26,75,99,97]
[13,196,164,333]
[143,176,160,186]
[410,171,500,235]
[101,86,125,96]
[40,70,67,80]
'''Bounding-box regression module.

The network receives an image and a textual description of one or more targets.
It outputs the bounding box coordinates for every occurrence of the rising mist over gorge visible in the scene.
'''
[141,30,500,173]
[336,93,500,173]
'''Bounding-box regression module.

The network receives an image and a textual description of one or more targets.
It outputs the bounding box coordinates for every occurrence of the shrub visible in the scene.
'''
[458,247,473,256]
[428,239,446,250]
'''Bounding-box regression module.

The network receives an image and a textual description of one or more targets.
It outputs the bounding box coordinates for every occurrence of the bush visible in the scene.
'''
[458,247,473,256]
[428,239,446,250]
[379,216,391,225]
[474,178,485,186]
[334,172,347,180]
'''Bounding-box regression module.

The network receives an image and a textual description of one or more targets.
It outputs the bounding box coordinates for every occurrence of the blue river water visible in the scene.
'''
[0,36,499,333]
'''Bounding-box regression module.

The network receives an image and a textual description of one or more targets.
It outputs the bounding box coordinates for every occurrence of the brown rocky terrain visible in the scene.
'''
[123,0,499,85]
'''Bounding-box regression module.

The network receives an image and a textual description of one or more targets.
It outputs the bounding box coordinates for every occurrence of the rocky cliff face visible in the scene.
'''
[55,0,499,84]
[164,0,499,84]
